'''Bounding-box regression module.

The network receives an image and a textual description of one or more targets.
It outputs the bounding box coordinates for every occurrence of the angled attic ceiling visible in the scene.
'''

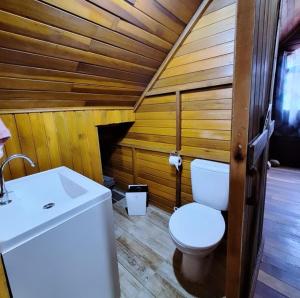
[0,0,203,109]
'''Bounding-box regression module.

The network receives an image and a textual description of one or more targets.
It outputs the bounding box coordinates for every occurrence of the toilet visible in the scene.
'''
[169,159,229,282]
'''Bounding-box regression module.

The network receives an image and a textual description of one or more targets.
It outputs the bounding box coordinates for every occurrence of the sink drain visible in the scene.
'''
[43,202,55,209]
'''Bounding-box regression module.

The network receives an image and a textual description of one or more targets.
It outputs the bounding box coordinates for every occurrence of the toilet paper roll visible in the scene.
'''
[169,155,182,171]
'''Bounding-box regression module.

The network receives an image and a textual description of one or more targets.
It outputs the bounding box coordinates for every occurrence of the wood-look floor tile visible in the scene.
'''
[113,198,225,297]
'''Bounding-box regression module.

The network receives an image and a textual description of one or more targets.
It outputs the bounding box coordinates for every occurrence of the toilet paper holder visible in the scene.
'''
[169,152,182,172]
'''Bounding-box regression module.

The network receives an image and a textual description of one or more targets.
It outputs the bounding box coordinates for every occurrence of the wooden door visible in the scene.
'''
[226,0,281,297]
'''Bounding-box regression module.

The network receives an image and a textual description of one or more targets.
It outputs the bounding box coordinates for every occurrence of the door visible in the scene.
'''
[226,0,281,297]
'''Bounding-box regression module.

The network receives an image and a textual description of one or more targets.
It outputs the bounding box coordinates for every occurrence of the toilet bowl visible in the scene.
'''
[168,159,229,282]
[169,203,225,281]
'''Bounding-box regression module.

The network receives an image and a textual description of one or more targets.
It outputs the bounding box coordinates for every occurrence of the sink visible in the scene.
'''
[0,166,120,298]
[0,166,110,252]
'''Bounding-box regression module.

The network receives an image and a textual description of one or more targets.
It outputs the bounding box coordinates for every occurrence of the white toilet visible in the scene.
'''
[169,159,229,282]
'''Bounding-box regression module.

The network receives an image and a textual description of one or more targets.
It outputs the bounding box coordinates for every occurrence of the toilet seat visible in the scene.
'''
[169,203,225,250]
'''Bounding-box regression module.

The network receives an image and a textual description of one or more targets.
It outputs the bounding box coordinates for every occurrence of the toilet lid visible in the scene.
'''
[169,203,225,249]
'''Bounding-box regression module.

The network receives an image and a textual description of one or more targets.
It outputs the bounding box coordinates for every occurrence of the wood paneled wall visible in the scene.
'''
[0,0,202,109]
[1,108,134,182]
[104,0,236,211]
[147,0,236,96]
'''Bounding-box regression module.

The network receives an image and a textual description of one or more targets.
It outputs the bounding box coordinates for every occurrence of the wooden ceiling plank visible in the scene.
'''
[194,3,236,30]
[0,9,91,50]
[134,0,213,111]
[92,26,166,61]
[0,9,161,69]
[0,77,72,92]
[166,42,234,69]
[204,0,236,15]
[0,76,144,95]
[72,84,144,92]
[86,101,135,107]
[88,39,161,68]
[0,100,87,110]
[160,54,234,79]
[184,17,236,44]
[0,0,166,61]
[0,90,139,102]
[156,0,202,24]
[0,0,204,109]
[0,30,156,76]
[0,105,134,113]
[152,65,233,89]
[76,63,152,83]
[133,0,185,35]
[175,29,235,57]
[88,0,178,43]
[0,63,147,87]
[71,86,141,96]
[42,0,173,52]
[0,47,78,72]
[114,19,172,52]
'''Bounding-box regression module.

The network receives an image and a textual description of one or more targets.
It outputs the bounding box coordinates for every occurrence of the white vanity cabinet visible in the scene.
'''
[0,167,120,298]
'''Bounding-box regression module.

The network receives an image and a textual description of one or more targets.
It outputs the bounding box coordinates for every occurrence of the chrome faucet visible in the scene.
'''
[0,154,36,205]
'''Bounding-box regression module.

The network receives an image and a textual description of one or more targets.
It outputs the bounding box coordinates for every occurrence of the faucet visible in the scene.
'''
[0,154,36,205]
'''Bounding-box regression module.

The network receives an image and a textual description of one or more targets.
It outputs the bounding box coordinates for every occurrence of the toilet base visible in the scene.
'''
[181,252,213,283]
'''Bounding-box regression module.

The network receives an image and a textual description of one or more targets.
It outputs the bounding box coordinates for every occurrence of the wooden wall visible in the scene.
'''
[103,0,236,211]
[148,1,236,95]
[0,0,202,109]
[0,108,134,182]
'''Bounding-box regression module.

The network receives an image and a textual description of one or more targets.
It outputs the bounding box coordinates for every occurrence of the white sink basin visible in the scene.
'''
[0,166,111,252]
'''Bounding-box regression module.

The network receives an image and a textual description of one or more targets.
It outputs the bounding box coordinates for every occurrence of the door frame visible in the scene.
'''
[226,0,281,297]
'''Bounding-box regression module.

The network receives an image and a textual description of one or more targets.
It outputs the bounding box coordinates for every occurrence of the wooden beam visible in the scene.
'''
[176,90,182,208]
[226,0,255,297]
[133,0,213,111]
[176,91,181,151]
[132,147,137,184]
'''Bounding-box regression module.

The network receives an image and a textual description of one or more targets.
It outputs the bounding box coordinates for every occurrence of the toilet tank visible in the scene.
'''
[191,159,229,211]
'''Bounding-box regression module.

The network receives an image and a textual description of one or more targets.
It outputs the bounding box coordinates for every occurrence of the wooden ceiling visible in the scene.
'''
[0,0,203,109]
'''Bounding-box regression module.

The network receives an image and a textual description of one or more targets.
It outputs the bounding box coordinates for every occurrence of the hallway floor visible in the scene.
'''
[254,167,300,297]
